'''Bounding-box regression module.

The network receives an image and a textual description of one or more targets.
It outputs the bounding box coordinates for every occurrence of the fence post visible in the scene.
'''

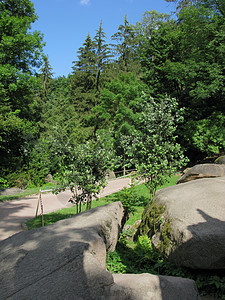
[39,189,44,227]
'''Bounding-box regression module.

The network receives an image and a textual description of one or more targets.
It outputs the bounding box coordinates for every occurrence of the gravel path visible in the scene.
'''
[0,177,132,242]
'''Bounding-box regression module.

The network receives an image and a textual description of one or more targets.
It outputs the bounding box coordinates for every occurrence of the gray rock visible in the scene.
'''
[176,163,225,184]
[109,274,199,300]
[0,202,123,300]
[215,155,225,164]
[155,177,225,269]
[105,170,116,180]
[0,201,199,299]
[44,174,57,184]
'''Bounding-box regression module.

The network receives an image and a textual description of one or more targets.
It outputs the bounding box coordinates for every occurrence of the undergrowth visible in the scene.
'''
[106,234,225,299]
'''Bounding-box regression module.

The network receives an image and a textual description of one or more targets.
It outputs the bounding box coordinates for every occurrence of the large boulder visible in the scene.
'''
[0,201,199,299]
[110,274,199,300]
[149,177,225,269]
[0,202,123,299]
[176,163,225,184]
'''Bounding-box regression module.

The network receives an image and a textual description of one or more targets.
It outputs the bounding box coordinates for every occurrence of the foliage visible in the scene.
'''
[126,95,187,200]
[0,110,38,179]
[111,14,140,73]
[107,234,225,298]
[136,5,225,159]
[94,72,148,170]
[56,132,115,212]
[0,0,44,181]
[138,199,172,257]
[182,112,225,155]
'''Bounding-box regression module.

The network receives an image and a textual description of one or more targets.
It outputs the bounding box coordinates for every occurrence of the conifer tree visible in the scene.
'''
[111,15,137,72]
[39,55,54,99]
[93,21,112,91]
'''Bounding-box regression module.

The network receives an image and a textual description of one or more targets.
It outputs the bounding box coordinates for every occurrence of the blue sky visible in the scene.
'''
[31,0,176,77]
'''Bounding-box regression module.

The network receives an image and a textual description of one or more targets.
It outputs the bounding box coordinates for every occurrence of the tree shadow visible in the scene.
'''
[0,205,120,299]
[168,209,225,270]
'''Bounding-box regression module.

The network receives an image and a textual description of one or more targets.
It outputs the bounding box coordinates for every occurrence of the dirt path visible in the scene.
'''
[0,177,132,242]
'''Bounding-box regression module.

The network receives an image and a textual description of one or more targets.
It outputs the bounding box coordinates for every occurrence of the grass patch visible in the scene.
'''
[25,174,179,230]
[0,183,58,202]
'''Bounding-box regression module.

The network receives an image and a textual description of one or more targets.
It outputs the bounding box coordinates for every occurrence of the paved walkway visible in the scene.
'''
[0,177,132,242]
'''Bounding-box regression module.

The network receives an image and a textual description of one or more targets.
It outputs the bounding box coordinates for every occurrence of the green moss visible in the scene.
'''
[138,200,172,257]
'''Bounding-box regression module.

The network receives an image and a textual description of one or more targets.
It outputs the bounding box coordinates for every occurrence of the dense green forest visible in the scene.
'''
[0,0,225,189]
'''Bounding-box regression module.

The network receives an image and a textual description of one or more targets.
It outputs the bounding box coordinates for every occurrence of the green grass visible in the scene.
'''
[26,174,179,230]
[0,183,58,202]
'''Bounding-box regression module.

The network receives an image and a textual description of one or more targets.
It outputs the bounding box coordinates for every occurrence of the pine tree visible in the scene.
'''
[39,55,54,99]
[111,15,137,72]
[93,20,112,91]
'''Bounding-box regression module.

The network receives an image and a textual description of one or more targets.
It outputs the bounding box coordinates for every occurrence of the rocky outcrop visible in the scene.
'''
[176,163,225,184]
[0,201,199,299]
[215,155,225,164]
[153,177,225,269]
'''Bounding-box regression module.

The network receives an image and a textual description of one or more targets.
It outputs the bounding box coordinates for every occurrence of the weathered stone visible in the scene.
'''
[176,163,225,184]
[215,155,225,164]
[154,177,225,269]
[0,201,199,299]
[109,274,199,300]
[105,170,116,180]
[0,202,123,299]
[44,174,57,184]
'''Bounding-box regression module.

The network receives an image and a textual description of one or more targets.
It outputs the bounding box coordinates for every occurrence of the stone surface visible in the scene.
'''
[110,274,199,300]
[0,201,199,299]
[155,177,225,269]
[215,155,225,164]
[0,202,123,299]
[105,170,116,180]
[176,163,225,184]
[44,174,57,184]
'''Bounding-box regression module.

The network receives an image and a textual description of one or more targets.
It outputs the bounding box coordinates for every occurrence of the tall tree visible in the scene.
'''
[165,0,225,16]
[93,20,112,91]
[0,0,44,178]
[39,55,54,99]
[111,15,139,73]
[0,0,44,118]
[70,34,96,115]
[137,6,225,158]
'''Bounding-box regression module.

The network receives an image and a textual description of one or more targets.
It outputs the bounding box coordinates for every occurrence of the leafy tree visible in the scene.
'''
[94,72,148,171]
[125,95,187,200]
[136,6,225,158]
[165,0,225,16]
[57,133,115,212]
[0,0,44,179]
[0,0,44,117]
[0,110,38,177]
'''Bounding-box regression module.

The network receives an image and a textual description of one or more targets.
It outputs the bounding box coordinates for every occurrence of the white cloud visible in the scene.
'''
[80,0,90,5]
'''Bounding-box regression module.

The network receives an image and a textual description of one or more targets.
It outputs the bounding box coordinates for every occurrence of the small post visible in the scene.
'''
[35,190,41,218]
[39,189,44,227]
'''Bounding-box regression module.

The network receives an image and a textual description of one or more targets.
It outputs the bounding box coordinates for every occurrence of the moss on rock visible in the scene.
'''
[137,200,172,257]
